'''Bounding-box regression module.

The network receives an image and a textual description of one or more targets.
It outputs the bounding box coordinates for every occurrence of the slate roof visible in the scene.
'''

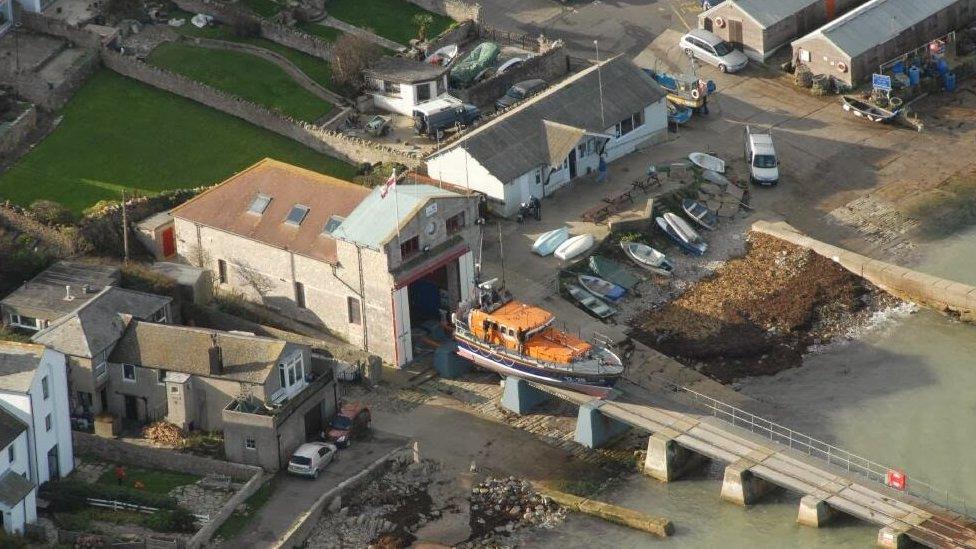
[1,260,120,320]
[331,184,462,250]
[170,159,372,264]
[0,407,27,451]
[703,0,826,29]
[428,56,666,184]
[0,469,35,506]
[800,0,959,57]
[31,287,171,359]
[108,320,292,384]
[366,56,448,83]
[0,342,42,393]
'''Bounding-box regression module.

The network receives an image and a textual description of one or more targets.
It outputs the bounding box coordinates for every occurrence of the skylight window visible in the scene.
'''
[323,215,344,235]
[285,204,310,226]
[248,193,272,215]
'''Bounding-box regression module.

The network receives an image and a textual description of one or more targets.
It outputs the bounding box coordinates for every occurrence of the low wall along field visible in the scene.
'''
[458,45,569,108]
[405,0,481,22]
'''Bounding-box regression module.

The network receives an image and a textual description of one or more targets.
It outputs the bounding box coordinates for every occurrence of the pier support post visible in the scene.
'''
[876,526,911,548]
[720,463,771,506]
[796,496,835,527]
[500,377,551,415]
[575,401,630,449]
[643,433,705,482]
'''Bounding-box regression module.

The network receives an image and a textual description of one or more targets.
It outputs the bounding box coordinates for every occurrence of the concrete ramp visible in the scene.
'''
[752,220,976,322]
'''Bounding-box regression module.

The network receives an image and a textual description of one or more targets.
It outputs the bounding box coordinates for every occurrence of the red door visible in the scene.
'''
[161,226,176,258]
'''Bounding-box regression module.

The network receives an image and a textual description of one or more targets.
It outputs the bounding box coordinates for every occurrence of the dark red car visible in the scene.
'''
[324,402,371,448]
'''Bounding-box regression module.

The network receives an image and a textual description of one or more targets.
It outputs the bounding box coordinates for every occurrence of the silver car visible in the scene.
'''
[287,442,337,479]
[679,29,749,73]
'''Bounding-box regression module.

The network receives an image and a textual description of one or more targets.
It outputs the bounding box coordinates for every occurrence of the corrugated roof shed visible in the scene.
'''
[704,0,825,29]
[428,56,665,184]
[31,286,171,358]
[806,0,959,57]
[332,184,462,250]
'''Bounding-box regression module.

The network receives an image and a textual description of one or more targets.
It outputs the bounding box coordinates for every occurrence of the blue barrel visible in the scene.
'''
[908,66,921,86]
[945,72,957,92]
[937,58,950,75]
[706,80,717,94]
[891,61,906,74]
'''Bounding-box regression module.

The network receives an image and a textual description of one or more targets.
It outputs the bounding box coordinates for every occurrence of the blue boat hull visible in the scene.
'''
[656,218,706,256]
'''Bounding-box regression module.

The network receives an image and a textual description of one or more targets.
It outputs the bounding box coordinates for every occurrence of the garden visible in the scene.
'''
[0,70,356,213]
[320,0,453,45]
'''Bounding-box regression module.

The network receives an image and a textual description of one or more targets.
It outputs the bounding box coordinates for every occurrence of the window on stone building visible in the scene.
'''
[8,445,14,463]
[42,376,49,400]
[400,236,420,259]
[45,414,52,432]
[157,370,167,384]
[123,364,136,382]
[244,437,256,450]
[417,82,432,102]
[295,282,306,309]
[347,297,362,325]
[446,212,465,235]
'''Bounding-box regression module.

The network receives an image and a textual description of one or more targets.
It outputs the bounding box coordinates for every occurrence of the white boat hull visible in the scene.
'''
[532,227,569,256]
[689,152,725,173]
[554,234,595,261]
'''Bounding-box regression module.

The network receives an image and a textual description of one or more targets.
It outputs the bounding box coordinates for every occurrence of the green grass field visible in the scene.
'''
[0,70,356,213]
[239,0,281,17]
[95,463,199,495]
[148,42,332,122]
[325,0,453,45]
[173,20,338,91]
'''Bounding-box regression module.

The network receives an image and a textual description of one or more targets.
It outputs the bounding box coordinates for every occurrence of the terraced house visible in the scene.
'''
[169,159,481,367]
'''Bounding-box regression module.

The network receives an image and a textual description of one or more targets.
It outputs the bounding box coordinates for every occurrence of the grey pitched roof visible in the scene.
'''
[1,260,120,320]
[0,406,27,451]
[332,184,462,249]
[0,469,36,506]
[31,287,171,358]
[802,0,959,57]
[428,56,666,184]
[706,0,824,29]
[0,342,42,393]
[108,320,292,384]
[366,56,448,83]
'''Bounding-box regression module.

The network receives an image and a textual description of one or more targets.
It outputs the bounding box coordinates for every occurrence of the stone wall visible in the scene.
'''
[3,49,100,111]
[456,45,568,108]
[405,0,480,22]
[100,50,422,167]
[73,431,261,481]
[425,19,477,55]
[186,472,265,549]
[0,202,89,256]
[171,0,333,60]
[17,11,104,50]
[752,220,976,321]
[0,104,37,162]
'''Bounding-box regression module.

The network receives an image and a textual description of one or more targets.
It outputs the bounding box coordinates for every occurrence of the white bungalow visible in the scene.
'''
[365,56,450,116]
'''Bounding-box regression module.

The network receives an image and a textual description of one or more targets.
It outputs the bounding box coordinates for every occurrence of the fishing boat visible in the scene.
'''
[554,234,594,261]
[689,152,725,173]
[578,274,627,301]
[453,280,624,397]
[566,284,616,319]
[621,241,673,276]
[589,255,640,290]
[702,169,731,187]
[425,44,459,67]
[657,215,707,256]
[531,227,569,256]
[642,69,706,108]
[681,199,717,231]
[841,96,898,123]
[668,102,693,125]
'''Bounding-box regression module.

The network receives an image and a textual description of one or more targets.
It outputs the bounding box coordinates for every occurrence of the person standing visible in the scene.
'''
[115,465,127,486]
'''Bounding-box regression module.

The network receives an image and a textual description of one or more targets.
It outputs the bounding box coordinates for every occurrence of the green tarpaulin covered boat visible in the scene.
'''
[589,255,640,290]
[450,42,500,88]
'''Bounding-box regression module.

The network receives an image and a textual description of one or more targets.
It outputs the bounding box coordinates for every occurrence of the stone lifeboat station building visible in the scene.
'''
[170,159,481,367]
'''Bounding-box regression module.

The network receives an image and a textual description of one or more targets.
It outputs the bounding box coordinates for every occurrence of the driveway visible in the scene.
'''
[221,432,407,548]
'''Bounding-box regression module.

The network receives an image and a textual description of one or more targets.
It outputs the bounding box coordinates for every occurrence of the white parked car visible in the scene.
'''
[287,442,337,479]
[679,29,749,73]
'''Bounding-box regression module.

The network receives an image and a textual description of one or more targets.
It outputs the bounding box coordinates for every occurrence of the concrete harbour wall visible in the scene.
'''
[752,220,976,321]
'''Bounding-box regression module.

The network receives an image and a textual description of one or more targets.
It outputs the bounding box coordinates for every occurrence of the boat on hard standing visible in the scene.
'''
[453,280,624,397]
[668,102,693,125]
[657,213,707,256]
[681,198,717,230]
[642,69,706,109]
[577,274,627,301]
[425,44,459,67]
[589,255,641,290]
[532,227,569,256]
[554,234,595,261]
[565,284,617,319]
[621,241,673,276]
[841,96,899,123]
[688,152,725,173]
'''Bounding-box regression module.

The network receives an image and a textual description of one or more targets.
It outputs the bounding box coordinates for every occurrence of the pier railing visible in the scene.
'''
[674,385,970,516]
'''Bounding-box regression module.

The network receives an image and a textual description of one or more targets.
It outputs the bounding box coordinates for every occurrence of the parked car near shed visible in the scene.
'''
[288,442,338,479]
[679,29,749,73]
[413,96,481,138]
[324,402,371,448]
[495,79,548,110]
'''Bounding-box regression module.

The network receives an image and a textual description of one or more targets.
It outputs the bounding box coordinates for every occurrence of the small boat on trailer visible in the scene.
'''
[621,241,673,276]
[565,284,617,319]
[841,96,899,123]
[681,198,717,230]
[578,274,627,301]
[668,102,693,125]
[532,227,569,256]
[453,280,624,397]
[642,69,706,109]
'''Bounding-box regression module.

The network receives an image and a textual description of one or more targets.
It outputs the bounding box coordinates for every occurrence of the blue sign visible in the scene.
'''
[872,73,892,91]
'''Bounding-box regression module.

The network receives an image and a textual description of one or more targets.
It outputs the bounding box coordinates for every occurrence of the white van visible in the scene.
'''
[744,126,779,186]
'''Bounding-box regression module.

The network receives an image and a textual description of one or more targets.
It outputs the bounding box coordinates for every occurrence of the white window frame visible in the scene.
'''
[122,363,137,383]
[9,314,42,330]
[94,361,108,382]
[244,437,256,450]
[150,308,168,323]
[274,352,306,402]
